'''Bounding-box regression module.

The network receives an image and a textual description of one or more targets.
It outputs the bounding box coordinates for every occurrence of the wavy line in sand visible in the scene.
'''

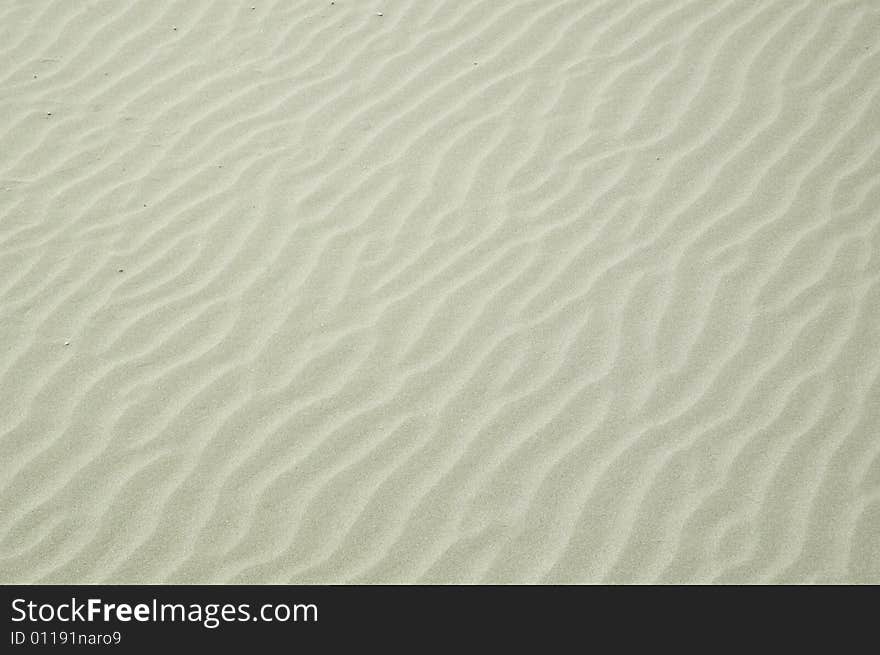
[1,0,879,583]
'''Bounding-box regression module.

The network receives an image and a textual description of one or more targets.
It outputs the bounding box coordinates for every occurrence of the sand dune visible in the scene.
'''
[1,0,878,583]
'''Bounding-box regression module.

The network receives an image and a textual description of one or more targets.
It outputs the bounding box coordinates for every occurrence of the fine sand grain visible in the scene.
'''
[1,0,879,583]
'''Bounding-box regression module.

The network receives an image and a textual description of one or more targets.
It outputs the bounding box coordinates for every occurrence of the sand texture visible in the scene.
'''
[1,0,879,584]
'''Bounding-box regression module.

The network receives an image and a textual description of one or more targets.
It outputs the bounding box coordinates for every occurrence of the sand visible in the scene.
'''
[1,0,878,584]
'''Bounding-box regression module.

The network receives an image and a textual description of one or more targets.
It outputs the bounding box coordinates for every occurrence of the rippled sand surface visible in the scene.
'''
[1,0,879,583]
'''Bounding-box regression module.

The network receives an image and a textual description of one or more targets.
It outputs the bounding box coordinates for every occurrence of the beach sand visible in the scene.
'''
[1,0,878,583]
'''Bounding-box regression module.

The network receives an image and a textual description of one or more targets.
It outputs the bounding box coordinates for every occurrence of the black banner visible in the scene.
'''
[1,585,873,650]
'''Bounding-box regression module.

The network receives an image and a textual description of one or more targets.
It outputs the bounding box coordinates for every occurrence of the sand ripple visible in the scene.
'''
[1,0,879,583]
